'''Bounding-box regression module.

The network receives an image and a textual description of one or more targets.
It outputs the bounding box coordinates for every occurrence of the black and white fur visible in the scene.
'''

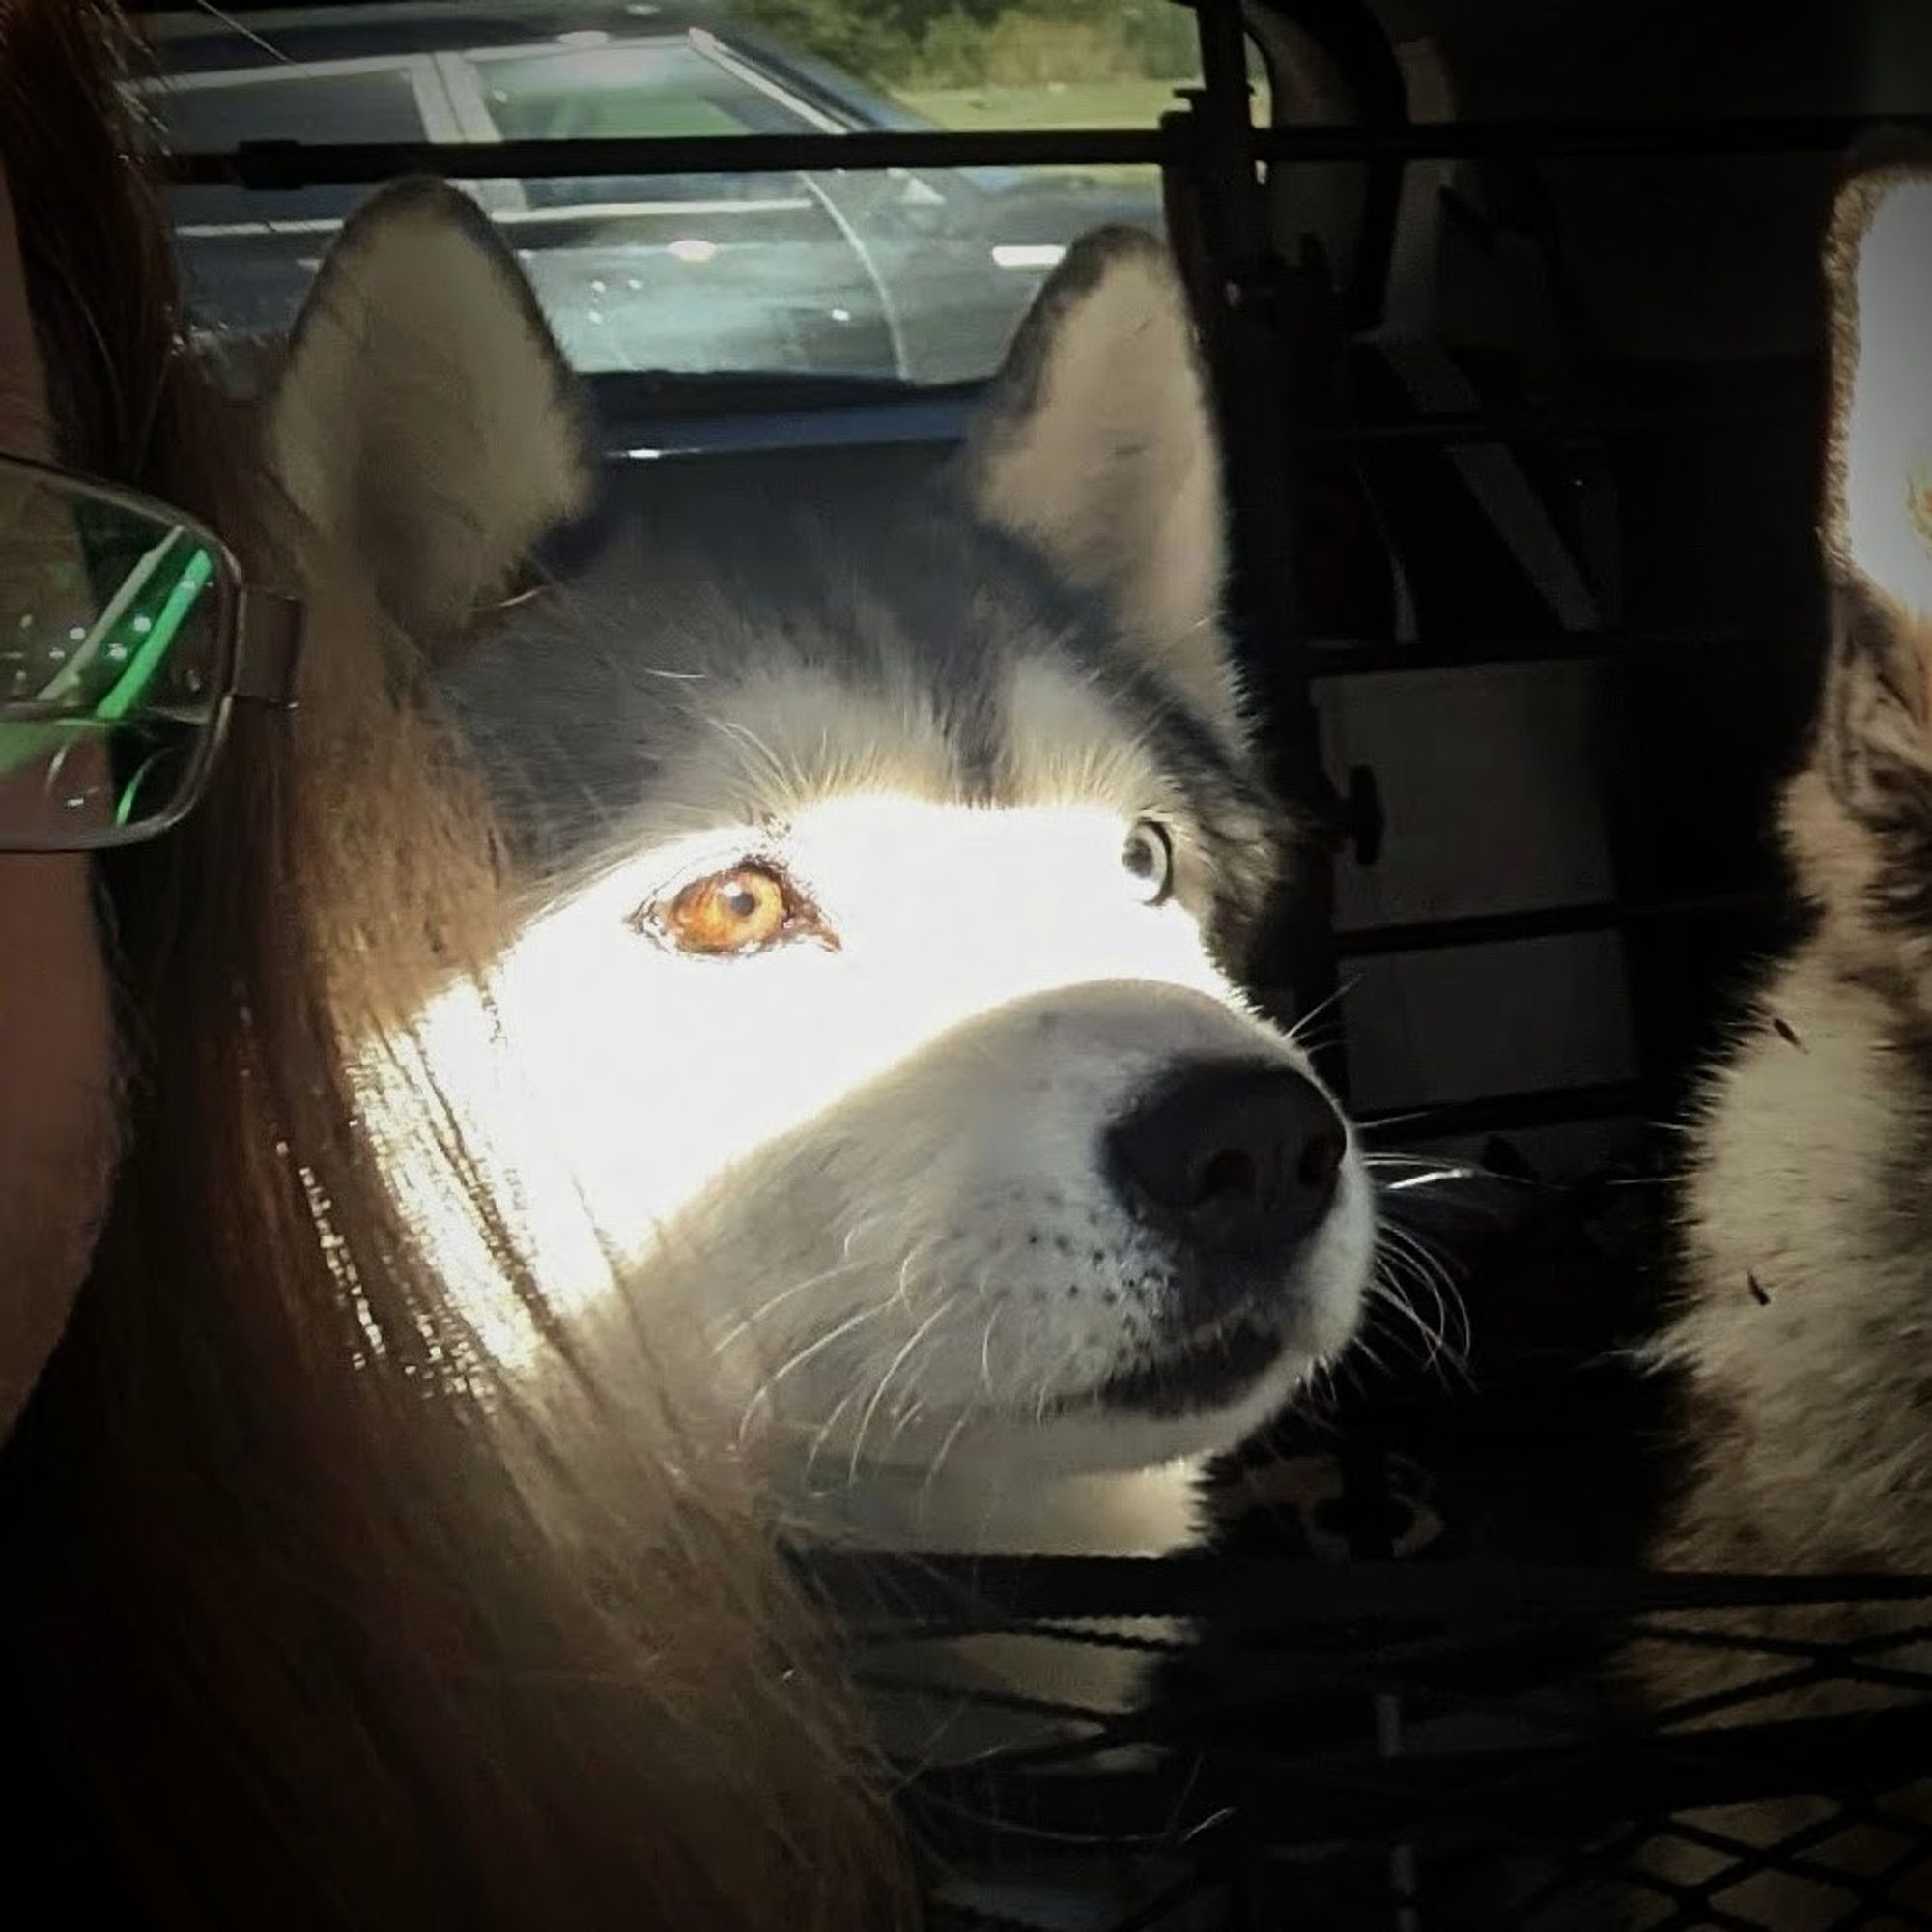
[1635,167,1932,1926]
[269,181,1377,1751]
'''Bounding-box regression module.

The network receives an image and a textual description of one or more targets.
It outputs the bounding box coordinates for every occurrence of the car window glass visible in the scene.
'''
[476,43,805,141]
[156,66,433,226]
[145,9,1272,386]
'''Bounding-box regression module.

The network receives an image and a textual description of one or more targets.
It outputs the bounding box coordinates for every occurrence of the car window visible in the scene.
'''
[156,65,436,226]
[474,43,813,141]
[466,38,822,220]
[453,39,892,377]
[160,67,428,148]
[144,9,1268,388]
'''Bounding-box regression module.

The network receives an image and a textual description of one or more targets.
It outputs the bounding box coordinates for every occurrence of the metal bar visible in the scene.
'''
[1255,111,1932,162]
[1247,0,1410,332]
[1169,3,1355,1104]
[579,390,1807,469]
[155,111,1932,191]
[580,384,1808,450]
[800,1550,1932,1628]
[1362,1078,1663,1142]
[1289,389,1814,445]
[1153,5,1352,1101]
[900,1704,1932,1859]
[161,130,1176,186]
[1308,623,1816,677]
[1335,891,1772,958]
[1184,14,1397,1838]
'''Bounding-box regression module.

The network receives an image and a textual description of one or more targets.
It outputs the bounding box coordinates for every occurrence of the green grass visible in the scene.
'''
[898,78,1189,130]
[895,78,1190,185]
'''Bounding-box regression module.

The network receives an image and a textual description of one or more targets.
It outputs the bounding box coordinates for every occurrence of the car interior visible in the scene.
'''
[123,3,1932,1925]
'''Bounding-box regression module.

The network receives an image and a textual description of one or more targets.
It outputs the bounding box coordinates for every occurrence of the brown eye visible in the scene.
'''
[636,862,836,957]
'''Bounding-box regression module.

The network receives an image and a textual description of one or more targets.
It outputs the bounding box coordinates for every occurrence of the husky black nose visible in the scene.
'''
[1107,1061,1347,1263]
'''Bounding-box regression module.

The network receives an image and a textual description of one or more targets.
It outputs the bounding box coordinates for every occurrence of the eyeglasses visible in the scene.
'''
[0,451,302,852]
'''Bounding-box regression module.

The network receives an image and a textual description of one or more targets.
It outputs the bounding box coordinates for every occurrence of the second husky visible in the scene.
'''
[1639,164,1932,1926]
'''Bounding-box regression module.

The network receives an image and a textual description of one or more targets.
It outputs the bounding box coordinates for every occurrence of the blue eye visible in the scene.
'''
[1122,819,1175,906]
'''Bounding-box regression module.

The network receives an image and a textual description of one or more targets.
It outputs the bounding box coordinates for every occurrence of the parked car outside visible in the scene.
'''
[137,2,1168,384]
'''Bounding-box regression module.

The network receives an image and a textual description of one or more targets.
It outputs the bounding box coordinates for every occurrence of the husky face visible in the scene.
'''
[270,181,1374,1539]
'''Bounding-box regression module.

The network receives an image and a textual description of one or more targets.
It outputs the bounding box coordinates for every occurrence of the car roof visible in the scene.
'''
[142,3,722,47]
[134,3,931,133]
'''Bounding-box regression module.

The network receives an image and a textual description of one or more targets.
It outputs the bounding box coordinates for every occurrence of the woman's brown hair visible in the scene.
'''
[0,5,908,1925]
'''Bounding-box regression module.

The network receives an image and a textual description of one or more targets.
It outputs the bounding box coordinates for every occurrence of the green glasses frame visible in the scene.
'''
[0,450,303,853]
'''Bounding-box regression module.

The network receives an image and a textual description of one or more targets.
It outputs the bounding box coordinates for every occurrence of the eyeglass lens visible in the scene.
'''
[0,467,225,845]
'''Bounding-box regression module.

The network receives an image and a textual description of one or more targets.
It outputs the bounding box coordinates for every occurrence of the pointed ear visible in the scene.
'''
[1782,160,1932,939]
[1827,163,1932,620]
[958,227,1243,744]
[1812,160,1932,810]
[267,178,593,651]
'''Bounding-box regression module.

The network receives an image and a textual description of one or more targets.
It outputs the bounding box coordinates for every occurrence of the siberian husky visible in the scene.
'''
[1637,164,1932,1924]
[265,180,1377,1752]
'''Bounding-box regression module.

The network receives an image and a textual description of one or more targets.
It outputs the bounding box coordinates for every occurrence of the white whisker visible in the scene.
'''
[848,1296,958,1483]
[922,1401,980,1500]
[1287,975,1359,1050]
[709,1254,874,1357]
[1369,1222,1472,1378]
[980,1302,1004,1395]
[737,1297,895,1445]
[1033,1331,1091,1423]
[1370,1268,1449,1371]
[800,1385,862,1489]
[1383,1244,1468,1368]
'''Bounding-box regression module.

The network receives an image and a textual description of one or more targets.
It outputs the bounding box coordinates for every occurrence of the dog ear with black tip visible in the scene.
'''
[267,177,593,654]
[959,227,1246,748]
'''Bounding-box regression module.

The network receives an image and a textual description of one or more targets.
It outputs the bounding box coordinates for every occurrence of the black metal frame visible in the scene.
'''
[803,1548,1932,1930]
[156,120,1932,189]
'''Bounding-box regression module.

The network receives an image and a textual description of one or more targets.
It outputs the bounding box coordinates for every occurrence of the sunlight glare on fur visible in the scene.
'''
[354,790,1233,1376]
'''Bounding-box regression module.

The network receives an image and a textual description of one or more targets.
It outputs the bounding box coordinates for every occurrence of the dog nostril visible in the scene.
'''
[1297,1133,1345,1192]
[1107,1060,1348,1262]
[1196,1147,1260,1205]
